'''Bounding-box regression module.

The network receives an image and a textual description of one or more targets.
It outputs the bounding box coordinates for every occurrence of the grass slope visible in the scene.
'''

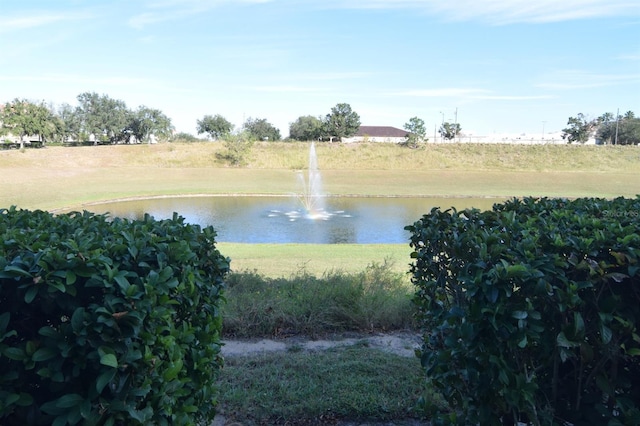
[1,142,638,211]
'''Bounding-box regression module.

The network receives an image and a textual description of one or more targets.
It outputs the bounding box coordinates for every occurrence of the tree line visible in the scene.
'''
[0,95,366,147]
[0,93,438,149]
[197,102,363,143]
[561,111,639,145]
[0,93,173,149]
[4,92,637,148]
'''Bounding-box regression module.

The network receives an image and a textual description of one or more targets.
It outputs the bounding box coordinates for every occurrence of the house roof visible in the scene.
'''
[355,126,408,138]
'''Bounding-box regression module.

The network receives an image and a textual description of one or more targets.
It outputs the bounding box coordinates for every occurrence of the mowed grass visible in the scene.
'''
[218,243,412,278]
[217,347,430,425]
[1,142,639,211]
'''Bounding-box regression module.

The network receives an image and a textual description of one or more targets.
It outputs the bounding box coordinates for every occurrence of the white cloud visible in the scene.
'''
[125,0,640,29]
[391,88,557,102]
[0,74,161,89]
[293,72,373,81]
[129,0,274,29]
[244,85,327,93]
[537,70,640,90]
[128,12,164,29]
[393,88,489,97]
[318,0,640,24]
[470,94,556,101]
[0,11,91,33]
[617,52,640,61]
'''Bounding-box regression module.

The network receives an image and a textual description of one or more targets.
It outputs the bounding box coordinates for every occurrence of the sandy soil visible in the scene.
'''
[220,331,422,358]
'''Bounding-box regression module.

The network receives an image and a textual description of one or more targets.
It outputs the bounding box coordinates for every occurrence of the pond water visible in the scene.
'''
[75,196,504,244]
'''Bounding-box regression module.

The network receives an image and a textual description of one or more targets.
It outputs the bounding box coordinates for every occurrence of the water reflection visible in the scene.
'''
[71,196,503,244]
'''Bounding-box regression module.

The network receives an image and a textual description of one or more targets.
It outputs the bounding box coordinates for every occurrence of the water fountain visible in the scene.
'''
[267,142,348,222]
[296,142,329,219]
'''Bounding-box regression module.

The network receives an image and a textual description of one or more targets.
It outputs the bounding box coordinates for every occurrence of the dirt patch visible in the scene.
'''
[221,331,422,358]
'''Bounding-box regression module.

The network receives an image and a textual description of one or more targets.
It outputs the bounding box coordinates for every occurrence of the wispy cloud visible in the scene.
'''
[146,0,271,7]
[0,11,91,34]
[129,0,273,29]
[291,72,373,81]
[470,94,556,101]
[243,85,327,93]
[537,70,640,90]
[127,0,640,29]
[319,0,640,24]
[392,87,555,101]
[617,52,640,61]
[393,88,489,97]
[0,74,160,88]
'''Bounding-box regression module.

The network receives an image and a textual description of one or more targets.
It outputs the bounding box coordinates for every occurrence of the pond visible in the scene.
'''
[73,196,504,244]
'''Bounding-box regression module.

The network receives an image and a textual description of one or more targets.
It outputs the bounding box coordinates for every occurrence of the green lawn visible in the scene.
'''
[218,243,411,277]
[1,143,638,212]
[217,346,430,424]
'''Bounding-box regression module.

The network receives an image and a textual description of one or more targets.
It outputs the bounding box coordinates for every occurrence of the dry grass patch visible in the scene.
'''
[1,143,638,210]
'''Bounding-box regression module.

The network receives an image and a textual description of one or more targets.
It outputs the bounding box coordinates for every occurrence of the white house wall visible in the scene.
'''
[342,136,408,143]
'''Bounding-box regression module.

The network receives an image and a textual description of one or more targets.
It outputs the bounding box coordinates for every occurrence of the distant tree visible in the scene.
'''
[40,106,65,144]
[561,113,596,144]
[172,132,201,142]
[289,115,324,141]
[76,92,130,144]
[0,99,55,148]
[243,117,281,141]
[439,122,461,141]
[599,112,615,123]
[403,116,427,148]
[218,131,254,166]
[597,112,616,145]
[615,117,640,145]
[129,106,173,143]
[324,103,361,142]
[56,103,83,142]
[196,114,233,140]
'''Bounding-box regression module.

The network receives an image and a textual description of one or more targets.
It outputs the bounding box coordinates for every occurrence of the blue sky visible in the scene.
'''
[1,0,639,138]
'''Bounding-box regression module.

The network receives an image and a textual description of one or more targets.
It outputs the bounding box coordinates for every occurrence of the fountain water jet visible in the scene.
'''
[296,142,329,219]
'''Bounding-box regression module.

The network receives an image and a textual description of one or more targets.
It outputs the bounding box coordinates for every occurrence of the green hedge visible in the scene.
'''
[0,207,229,425]
[407,196,640,425]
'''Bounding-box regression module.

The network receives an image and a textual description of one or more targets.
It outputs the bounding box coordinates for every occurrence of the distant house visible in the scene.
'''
[342,126,408,143]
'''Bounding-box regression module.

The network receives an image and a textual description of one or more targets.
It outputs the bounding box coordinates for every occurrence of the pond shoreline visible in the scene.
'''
[51,195,507,244]
[53,192,509,213]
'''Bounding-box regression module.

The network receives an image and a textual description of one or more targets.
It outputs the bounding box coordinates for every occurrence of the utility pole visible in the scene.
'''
[542,121,546,141]
[454,107,458,142]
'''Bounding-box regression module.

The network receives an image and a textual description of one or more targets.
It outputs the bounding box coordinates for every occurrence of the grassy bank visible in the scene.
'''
[0,142,638,211]
[222,262,415,338]
[219,243,411,277]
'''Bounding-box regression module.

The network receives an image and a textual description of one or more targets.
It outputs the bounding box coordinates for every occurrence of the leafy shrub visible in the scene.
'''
[407,196,640,425]
[216,131,254,166]
[0,207,229,425]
